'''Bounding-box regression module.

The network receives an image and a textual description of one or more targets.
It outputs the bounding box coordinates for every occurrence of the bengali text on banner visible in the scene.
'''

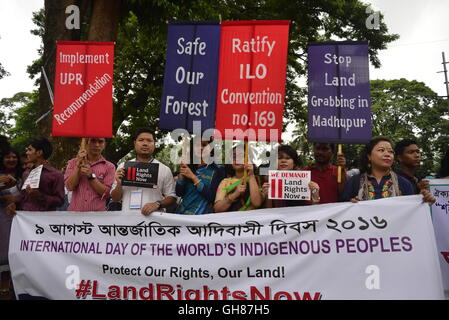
[430,179,449,291]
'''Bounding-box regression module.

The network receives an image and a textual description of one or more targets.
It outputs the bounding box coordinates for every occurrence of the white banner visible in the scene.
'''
[8,195,444,300]
[430,179,449,291]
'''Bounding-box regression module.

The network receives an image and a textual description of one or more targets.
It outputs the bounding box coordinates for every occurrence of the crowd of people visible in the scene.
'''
[0,128,447,298]
[0,128,445,216]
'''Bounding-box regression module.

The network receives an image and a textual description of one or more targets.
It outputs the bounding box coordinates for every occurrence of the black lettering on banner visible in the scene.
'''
[370,216,387,229]
[35,224,45,234]
[327,216,388,233]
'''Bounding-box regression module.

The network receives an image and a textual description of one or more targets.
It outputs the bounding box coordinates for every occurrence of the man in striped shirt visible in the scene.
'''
[64,138,115,211]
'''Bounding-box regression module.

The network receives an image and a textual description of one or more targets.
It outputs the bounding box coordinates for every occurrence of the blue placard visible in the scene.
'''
[160,22,220,133]
[307,41,372,144]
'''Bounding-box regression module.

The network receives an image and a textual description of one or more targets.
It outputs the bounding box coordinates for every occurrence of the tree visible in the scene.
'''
[10,0,399,168]
[107,0,399,164]
[370,79,448,175]
[289,78,448,175]
[31,0,122,168]
[4,92,40,153]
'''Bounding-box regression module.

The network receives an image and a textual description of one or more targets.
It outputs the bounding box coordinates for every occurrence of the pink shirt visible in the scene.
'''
[64,156,115,211]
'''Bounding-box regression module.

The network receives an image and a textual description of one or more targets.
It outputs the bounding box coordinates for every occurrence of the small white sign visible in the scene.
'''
[22,165,43,190]
[129,190,143,209]
[268,170,311,200]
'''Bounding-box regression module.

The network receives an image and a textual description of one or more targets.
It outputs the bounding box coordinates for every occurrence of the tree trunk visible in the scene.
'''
[87,0,122,41]
[87,0,122,165]
[39,0,121,169]
[39,0,82,169]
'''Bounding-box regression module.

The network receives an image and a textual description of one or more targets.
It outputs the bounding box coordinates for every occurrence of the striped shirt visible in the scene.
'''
[64,156,116,211]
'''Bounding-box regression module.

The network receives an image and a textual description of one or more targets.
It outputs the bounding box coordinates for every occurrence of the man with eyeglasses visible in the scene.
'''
[64,138,116,211]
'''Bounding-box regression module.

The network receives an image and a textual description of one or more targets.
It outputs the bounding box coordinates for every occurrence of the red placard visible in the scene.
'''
[52,41,114,137]
[214,21,290,141]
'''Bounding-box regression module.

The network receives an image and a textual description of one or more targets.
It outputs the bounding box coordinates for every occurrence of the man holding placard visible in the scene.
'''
[64,138,115,211]
[110,127,176,216]
[305,143,347,204]
[5,138,64,215]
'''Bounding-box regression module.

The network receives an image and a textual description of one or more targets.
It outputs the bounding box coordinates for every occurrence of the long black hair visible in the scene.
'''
[0,135,11,171]
[1,148,24,179]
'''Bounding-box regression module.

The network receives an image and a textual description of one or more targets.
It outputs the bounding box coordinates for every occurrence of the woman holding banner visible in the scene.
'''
[340,137,435,204]
[176,139,226,215]
[214,146,265,212]
[262,145,320,207]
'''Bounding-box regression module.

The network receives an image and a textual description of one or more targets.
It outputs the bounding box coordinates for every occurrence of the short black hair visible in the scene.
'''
[278,145,302,169]
[394,139,417,156]
[133,127,156,141]
[313,142,336,154]
[29,138,53,160]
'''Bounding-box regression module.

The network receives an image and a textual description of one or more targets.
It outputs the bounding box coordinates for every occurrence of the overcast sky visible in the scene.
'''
[368,0,449,97]
[1,0,449,103]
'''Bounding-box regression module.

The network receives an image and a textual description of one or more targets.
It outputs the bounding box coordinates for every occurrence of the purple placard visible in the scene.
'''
[307,41,372,144]
[160,22,220,133]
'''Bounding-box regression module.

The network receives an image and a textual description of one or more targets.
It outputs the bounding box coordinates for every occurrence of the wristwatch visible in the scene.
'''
[155,200,162,209]
[88,173,96,181]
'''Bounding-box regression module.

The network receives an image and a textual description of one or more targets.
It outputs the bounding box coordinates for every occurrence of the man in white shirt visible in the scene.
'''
[111,127,176,215]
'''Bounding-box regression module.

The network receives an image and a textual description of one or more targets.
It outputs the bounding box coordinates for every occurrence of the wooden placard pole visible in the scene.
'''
[80,138,87,151]
[182,135,190,164]
[243,140,248,184]
[337,144,343,183]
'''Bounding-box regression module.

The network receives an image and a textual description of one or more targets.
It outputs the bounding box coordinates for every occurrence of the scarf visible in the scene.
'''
[223,177,255,211]
[357,172,401,200]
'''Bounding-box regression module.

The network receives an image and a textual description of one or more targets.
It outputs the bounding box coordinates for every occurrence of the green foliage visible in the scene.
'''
[290,79,448,175]
[104,0,399,163]
[4,0,400,167]
[0,91,39,152]
[370,79,448,175]
[0,99,12,135]
[26,8,45,84]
